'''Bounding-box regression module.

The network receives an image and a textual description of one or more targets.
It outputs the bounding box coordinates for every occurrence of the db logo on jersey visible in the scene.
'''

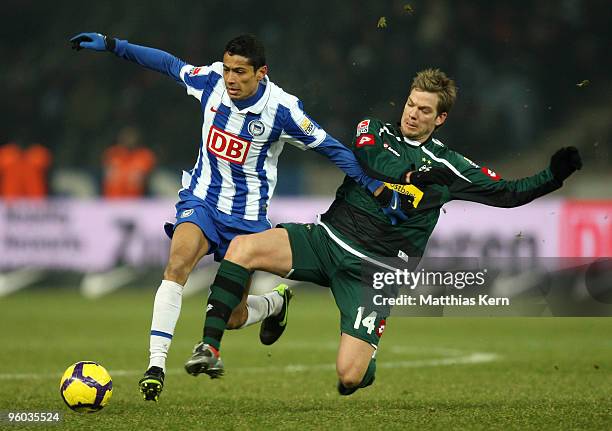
[356,134,375,148]
[376,319,386,337]
[207,126,251,165]
[481,167,501,181]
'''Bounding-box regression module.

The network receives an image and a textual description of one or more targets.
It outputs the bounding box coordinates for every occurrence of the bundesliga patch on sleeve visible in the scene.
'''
[356,133,375,148]
[299,117,315,135]
[481,167,501,180]
[356,119,370,136]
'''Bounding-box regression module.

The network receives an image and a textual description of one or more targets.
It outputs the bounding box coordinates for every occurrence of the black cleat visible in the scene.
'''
[139,366,165,401]
[259,284,293,346]
[184,342,224,378]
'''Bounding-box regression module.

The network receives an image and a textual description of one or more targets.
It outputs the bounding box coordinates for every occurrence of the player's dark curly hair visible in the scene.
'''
[411,68,457,114]
[224,34,266,70]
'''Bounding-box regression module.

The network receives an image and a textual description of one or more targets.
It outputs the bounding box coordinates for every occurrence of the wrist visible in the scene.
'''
[104,35,116,52]
[375,187,393,206]
[403,170,413,184]
[372,184,385,197]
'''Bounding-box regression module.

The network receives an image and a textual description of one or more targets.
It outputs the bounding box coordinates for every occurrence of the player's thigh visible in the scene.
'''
[330,262,388,350]
[336,333,376,384]
[276,223,333,286]
[225,228,292,276]
[166,222,209,273]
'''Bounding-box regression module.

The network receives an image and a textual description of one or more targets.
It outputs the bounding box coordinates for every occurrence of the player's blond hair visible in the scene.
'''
[411,69,457,114]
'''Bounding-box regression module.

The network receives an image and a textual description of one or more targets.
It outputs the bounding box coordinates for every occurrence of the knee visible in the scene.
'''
[226,304,248,329]
[336,364,366,389]
[163,256,192,285]
[225,235,256,269]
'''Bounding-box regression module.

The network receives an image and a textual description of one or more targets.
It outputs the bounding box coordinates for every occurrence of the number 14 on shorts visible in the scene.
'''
[354,307,378,334]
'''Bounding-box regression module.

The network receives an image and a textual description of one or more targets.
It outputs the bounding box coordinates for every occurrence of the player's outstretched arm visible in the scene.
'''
[446,147,582,208]
[69,32,187,85]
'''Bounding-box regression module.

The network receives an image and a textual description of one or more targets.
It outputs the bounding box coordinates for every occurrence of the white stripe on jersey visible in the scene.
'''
[421,146,472,183]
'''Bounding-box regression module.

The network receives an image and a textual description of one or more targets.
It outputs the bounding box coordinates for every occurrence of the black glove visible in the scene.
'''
[410,166,456,188]
[549,147,582,183]
[375,188,408,225]
[69,32,116,52]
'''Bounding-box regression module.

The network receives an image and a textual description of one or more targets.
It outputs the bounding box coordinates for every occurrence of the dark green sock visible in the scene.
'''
[359,358,377,388]
[202,260,250,350]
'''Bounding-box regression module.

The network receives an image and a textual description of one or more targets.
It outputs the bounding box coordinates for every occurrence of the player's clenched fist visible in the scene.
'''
[409,166,457,188]
[549,146,582,183]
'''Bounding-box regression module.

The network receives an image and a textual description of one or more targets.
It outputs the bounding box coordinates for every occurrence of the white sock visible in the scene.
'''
[148,280,183,371]
[240,291,284,328]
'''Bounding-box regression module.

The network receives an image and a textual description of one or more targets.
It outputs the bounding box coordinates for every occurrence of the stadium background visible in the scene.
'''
[1,1,611,429]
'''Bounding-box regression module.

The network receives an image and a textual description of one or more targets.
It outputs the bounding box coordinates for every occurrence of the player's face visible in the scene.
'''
[400,89,447,142]
[222,52,268,100]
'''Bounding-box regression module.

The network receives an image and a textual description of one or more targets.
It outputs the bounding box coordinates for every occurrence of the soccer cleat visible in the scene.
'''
[259,284,293,345]
[139,366,165,401]
[337,375,376,396]
[184,342,224,378]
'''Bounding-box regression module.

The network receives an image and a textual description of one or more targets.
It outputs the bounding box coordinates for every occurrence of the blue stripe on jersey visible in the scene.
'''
[230,112,261,217]
[203,103,232,209]
[257,104,285,219]
[189,72,222,193]
[199,71,222,111]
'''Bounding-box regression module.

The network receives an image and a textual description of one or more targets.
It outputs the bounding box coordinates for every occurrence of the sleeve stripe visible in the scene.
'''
[421,147,472,183]
[179,64,193,80]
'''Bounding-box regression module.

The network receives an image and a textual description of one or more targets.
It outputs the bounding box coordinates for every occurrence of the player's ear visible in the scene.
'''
[255,65,268,81]
[435,111,447,127]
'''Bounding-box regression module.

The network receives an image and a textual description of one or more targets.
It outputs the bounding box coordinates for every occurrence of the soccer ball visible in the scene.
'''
[59,361,113,413]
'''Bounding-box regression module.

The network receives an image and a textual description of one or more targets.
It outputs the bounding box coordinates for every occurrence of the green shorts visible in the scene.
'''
[279,222,389,347]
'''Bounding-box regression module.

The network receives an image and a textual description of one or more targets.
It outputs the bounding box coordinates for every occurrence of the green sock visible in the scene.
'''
[202,260,250,350]
[359,358,377,388]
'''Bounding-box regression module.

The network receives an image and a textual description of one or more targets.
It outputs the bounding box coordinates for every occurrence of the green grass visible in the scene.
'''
[1,288,611,430]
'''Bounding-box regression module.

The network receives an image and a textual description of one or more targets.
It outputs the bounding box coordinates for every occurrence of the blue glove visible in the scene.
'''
[376,188,409,226]
[70,32,114,52]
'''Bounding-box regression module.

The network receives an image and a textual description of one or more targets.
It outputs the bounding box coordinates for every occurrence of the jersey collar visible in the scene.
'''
[223,75,271,114]
[390,122,426,147]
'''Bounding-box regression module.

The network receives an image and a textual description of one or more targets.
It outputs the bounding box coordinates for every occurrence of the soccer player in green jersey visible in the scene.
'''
[185,68,582,395]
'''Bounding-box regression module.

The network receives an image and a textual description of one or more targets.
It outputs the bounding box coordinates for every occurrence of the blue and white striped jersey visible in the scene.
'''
[112,40,381,224]
[179,62,326,221]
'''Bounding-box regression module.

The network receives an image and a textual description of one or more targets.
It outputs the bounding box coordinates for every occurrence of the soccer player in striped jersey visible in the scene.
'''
[70,32,406,401]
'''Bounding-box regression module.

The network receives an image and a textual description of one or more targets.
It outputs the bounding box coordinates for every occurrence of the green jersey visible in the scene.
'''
[319,117,562,262]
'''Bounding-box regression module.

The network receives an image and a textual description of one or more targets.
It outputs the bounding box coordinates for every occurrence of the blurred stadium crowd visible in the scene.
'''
[2,0,610,198]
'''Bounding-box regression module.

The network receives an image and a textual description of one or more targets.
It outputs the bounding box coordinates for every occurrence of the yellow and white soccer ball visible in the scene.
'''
[59,361,113,413]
